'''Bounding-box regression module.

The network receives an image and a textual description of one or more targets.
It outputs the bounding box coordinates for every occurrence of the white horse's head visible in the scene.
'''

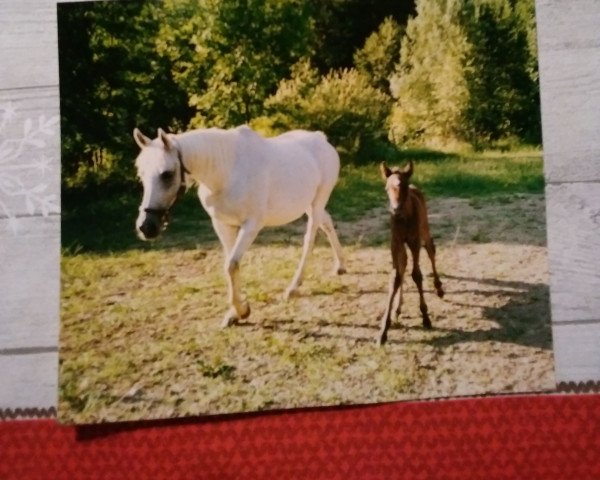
[133,128,186,241]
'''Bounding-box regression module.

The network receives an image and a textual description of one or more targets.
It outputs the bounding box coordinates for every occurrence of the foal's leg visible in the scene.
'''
[220,219,261,328]
[395,277,404,318]
[418,199,444,299]
[408,240,432,329]
[378,246,406,346]
[285,210,318,300]
[319,210,346,275]
[423,237,444,298]
[378,270,401,346]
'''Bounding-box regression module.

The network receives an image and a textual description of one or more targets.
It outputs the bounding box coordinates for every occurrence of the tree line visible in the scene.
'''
[58,0,539,188]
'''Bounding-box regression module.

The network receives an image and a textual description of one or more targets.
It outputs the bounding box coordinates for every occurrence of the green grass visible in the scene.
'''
[61,189,215,253]
[62,149,544,253]
[329,150,544,221]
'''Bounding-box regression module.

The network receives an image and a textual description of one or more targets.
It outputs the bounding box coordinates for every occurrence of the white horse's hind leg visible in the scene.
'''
[319,210,346,274]
[284,212,318,300]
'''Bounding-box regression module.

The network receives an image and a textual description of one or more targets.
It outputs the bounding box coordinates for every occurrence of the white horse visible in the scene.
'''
[134,125,346,327]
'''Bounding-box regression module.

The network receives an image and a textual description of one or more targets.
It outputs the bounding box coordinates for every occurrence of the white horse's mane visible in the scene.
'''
[172,126,262,189]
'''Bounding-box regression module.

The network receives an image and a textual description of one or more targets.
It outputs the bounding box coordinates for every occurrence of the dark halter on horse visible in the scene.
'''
[144,147,190,230]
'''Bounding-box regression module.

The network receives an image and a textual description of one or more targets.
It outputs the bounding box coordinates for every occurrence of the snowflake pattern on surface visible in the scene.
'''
[0,102,59,233]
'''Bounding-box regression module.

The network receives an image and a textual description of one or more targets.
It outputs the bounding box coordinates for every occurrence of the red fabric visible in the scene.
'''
[1,395,599,480]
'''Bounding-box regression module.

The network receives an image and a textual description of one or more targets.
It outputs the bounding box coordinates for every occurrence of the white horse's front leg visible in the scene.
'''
[221,219,261,328]
[285,214,318,300]
[211,219,240,327]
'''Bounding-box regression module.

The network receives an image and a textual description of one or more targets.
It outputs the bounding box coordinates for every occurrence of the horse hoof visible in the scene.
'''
[221,316,236,329]
[283,288,299,301]
[240,302,251,320]
[377,334,387,347]
[423,318,432,329]
[437,288,445,299]
[221,309,239,328]
[336,266,347,275]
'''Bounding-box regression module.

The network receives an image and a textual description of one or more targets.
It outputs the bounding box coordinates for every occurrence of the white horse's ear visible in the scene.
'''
[158,128,174,151]
[133,128,151,149]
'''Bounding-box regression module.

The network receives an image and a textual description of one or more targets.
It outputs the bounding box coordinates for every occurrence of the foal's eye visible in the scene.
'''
[160,171,175,183]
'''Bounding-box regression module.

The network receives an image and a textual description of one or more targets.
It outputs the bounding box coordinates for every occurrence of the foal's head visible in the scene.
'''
[133,128,186,241]
[380,160,413,216]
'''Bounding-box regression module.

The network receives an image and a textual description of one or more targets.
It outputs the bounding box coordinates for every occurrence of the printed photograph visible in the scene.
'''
[58,0,554,424]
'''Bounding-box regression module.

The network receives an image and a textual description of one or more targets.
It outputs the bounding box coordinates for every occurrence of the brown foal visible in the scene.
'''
[378,160,444,346]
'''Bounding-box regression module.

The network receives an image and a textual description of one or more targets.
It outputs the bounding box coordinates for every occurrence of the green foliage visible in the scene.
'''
[389,0,472,148]
[353,16,403,92]
[309,0,415,73]
[157,0,315,127]
[58,0,541,193]
[463,0,540,145]
[265,60,392,161]
[388,0,540,148]
[327,164,385,221]
[58,1,191,185]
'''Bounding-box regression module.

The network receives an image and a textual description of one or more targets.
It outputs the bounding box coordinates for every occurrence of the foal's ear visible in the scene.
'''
[133,128,151,149]
[403,160,414,178]
[158,128,174,152]
[380,162,392,180]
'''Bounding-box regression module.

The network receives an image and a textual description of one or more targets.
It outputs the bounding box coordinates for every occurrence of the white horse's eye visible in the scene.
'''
[160,171,175,183]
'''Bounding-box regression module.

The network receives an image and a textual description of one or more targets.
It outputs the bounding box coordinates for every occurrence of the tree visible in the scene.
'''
[58,2,105,180]
[58,0,191,185]
[353,16,403,92]
[309,0,415,73]
[515,0,541,143]
[388,0,472,147]
[463,0,540,144]
[157,0,316,128]
[388,0,541,148]
[264,60,391,161]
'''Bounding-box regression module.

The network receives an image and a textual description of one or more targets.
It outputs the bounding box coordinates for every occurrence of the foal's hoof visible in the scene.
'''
[240,302,251,320]
[436,288,445,299]
[336,266,347,275]
[422,317,432,330]
[377,333,388,347]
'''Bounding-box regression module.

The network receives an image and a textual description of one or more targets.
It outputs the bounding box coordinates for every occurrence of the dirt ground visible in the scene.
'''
[262,193,554,399]
[59,193,555,423]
